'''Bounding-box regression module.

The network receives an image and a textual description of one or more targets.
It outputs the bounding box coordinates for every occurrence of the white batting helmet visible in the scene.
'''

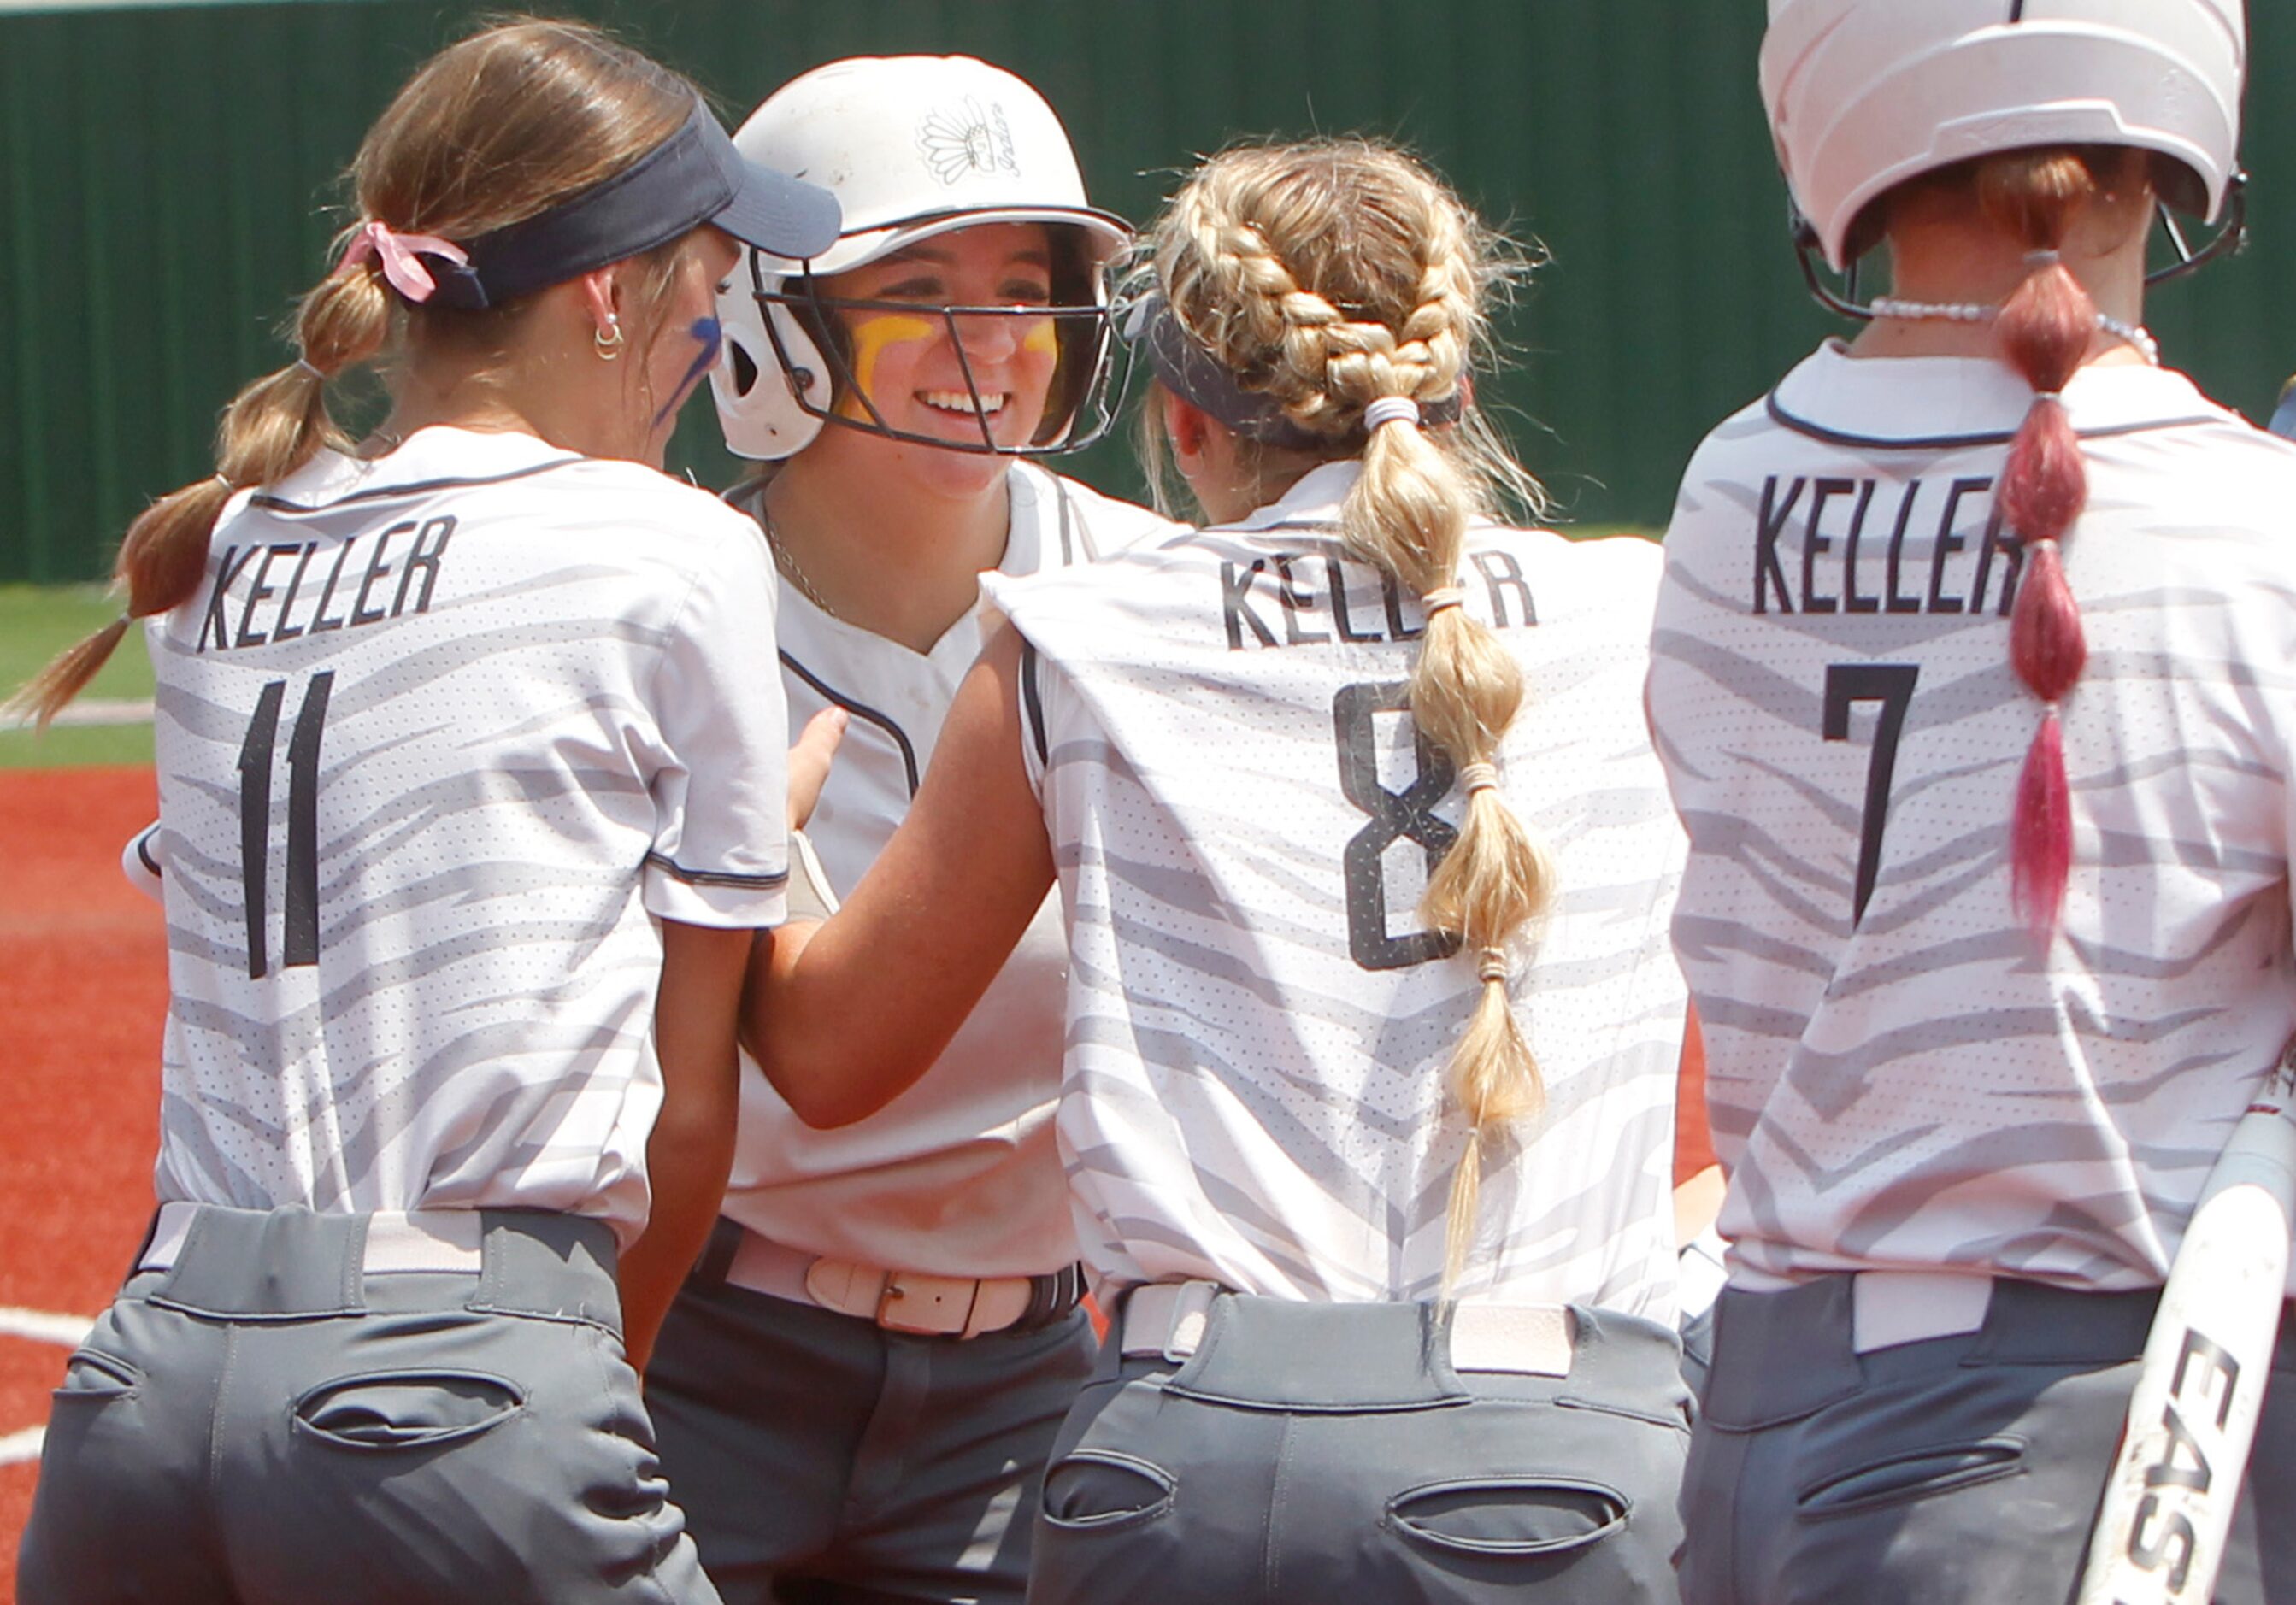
[712,55,1133,460]
[1762,0,2246,271]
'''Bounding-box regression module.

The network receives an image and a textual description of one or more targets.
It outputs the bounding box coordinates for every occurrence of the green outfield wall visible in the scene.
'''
[3,0,2289,581]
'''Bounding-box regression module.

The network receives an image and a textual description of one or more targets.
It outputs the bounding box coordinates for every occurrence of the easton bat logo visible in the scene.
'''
[2120,1330,2243,1594]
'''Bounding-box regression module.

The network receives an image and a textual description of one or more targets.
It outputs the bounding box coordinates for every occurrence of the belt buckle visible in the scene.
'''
[875,1271,979,1336]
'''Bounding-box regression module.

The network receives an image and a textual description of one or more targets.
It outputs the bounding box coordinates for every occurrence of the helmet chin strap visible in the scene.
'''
[1787,171,2250,325]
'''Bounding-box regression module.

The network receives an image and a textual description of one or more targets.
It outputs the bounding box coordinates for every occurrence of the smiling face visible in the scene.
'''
[819,221,1061,454]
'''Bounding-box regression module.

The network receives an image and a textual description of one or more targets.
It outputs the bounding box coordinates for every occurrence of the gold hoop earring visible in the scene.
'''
[594,314,625,362]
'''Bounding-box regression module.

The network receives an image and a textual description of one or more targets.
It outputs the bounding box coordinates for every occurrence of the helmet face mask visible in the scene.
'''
[709,54,1133,462]
[735,229,1124,458]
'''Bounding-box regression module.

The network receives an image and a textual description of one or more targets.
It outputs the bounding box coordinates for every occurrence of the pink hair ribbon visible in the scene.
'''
[339,221,469,304]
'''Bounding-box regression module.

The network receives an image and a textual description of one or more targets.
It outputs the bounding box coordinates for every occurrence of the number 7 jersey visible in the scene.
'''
[984,462,1687,1315]
[1648,344,2296,1296]
[143,426,789,1244]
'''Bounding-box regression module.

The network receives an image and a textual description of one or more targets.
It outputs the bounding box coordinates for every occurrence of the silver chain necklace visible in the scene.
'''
[760,500,841,621]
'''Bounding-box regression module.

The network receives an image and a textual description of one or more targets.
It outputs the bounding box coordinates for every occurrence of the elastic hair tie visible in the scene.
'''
[2032,391,2063,403]
[212,472,233,491]
[295,357,326,381]
[1459,761,1500,795]
[2026,249,2063,267]
[1476,948,1509,984]
[1422,585,1467,616]
[1363,396,1422,432]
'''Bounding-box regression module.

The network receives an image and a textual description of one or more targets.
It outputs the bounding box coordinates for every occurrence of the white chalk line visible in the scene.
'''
[1,697,154,731]
[0,1308,97,1469]
[0,1308,96,1348]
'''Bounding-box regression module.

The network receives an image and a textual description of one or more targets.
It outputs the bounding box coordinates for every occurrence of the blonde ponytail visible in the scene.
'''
[1352,391,1557,1289]
[1147,138,1555,1288]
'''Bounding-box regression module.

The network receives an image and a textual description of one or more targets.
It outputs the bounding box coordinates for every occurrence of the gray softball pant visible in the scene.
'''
[16,1203,721,1605]
[1026,1291,1690,1604]
[647,1268,1095,1605]
[1680,1276,2296,1605]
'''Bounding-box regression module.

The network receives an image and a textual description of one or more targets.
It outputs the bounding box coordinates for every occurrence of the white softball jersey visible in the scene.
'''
[146,426,789,1246]
[986,462,1689,1316]
[721,462,1177,1279]
[1650,344,2296,1296]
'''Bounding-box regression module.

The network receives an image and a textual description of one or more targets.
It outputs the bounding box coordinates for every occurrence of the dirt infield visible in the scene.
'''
[0,765,168,1599]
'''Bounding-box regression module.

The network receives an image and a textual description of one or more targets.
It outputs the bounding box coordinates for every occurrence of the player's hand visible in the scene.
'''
[788,706,848,830]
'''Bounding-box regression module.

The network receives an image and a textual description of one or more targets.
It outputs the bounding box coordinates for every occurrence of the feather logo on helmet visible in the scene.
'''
[916,98,1019,185]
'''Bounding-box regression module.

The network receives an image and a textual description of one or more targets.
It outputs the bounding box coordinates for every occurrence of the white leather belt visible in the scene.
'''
[723,1229,1048,1339]
[1119,1280,1576,1378]
[140,1202,485,1275]
[1851,1271,1995,1354]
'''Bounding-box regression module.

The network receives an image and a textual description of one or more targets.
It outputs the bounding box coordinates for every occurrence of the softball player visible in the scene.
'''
[642,56,1174,1605]
[1646,4,2296,1601]
[746,138,1694,1604]
[11,21,834,1603]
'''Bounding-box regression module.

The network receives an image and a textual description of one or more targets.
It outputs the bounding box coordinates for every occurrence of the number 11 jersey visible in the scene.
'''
[986,461,1687,1315]
[1649,345,2296,1297]
[144,426,789,1245]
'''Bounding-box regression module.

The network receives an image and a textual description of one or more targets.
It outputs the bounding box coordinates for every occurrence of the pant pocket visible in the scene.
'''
[50,1348,142,1402]
[1387,1476,1631,1557]
[1041,1449,1177,1532]
[291,1370,526,1450]
[1793,1437,2024,1520]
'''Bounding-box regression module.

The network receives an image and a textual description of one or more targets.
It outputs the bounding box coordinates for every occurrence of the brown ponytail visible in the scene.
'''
[9,17,700,730]
[1146,139,1552,1287]
[9,267,385,731]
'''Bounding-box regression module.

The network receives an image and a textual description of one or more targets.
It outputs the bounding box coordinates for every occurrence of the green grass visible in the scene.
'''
[1557,522,1659,542]
[0,585,155,770]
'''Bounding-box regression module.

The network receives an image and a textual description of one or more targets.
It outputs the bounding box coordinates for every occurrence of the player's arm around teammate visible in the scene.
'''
[749,138,1695,1605]
[639,56,1176,1605]
[1647,5,2296,1603]
[10,21,836,1605]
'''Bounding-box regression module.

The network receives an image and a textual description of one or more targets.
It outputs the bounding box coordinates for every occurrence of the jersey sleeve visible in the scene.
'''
[982,576,1052,802]
[643,520,790,928]
[121,820,162,904]
[1016,636,1053,802]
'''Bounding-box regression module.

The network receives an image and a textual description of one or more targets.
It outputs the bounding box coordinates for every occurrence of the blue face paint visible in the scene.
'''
[655,316,724,428]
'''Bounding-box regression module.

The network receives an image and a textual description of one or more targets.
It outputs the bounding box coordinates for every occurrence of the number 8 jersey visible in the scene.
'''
[144,426,789,1245]
[984,461,1687,1316]
[1648,344,2296,1297]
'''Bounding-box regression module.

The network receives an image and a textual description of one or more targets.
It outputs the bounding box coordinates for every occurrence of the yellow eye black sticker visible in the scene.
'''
[840,312,938,420]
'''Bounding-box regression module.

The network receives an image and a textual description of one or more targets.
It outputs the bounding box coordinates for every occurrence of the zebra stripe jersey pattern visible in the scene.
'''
[1649,345,2296,1296]
[986,462,1687,1316]
[720,463,1178,1279]
[145,426,789,1244]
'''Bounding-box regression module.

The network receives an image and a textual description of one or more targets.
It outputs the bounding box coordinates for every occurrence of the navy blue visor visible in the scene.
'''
[424,103,840,310]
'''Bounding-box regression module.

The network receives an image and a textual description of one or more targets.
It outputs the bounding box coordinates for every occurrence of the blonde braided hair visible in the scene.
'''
[1149,138,1554,1287]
